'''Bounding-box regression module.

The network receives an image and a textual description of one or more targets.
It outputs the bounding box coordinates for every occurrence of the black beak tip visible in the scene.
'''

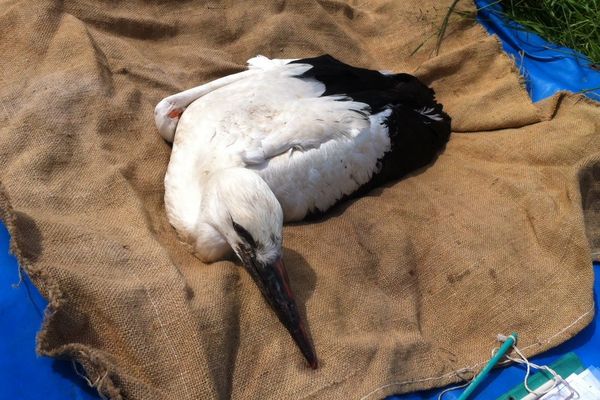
[245,254,320,369]
[295,331,318,369]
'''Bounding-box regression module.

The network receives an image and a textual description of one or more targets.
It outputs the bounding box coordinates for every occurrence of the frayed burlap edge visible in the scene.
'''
[0,183,121,400]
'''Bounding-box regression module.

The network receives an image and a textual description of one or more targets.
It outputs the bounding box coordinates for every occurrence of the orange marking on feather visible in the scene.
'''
[168,109,183,119]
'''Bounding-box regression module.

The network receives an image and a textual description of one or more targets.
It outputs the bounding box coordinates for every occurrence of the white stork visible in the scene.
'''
[154,54,451,369]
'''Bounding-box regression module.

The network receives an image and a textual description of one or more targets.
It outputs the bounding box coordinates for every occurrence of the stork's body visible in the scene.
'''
[155,55,451,369]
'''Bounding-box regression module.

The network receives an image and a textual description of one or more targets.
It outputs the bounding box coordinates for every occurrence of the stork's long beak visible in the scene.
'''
[244,256,318,369]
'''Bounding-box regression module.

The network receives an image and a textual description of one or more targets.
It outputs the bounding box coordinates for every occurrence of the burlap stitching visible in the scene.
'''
[130,271,193,399]
[357,305,594,400]
[298,368,363,400]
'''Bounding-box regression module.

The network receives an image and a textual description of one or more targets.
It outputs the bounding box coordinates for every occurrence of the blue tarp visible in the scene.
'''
[1,1,599,398]
[0,223,98,400]
[475,0,600,102]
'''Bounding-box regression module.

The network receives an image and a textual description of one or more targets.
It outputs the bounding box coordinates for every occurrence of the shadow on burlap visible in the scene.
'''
[0,1,598,399]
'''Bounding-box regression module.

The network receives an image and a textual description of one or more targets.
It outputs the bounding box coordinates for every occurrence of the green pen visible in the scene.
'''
[457,333,518,400]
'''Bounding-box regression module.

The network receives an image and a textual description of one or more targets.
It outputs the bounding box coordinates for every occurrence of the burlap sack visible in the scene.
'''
[0,1,597,399]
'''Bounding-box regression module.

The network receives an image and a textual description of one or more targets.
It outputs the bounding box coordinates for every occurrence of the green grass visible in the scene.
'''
[500,0,600,67]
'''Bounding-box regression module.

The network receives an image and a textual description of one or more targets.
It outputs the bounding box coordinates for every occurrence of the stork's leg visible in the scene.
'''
[162,69,261,110]
[154,69,262,135]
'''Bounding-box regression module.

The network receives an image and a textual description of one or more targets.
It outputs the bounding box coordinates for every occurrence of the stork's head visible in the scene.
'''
[154,98,184,143]
[204,168,318,369]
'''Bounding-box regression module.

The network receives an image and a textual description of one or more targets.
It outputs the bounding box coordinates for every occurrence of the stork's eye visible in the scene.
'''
[232,220,257,248]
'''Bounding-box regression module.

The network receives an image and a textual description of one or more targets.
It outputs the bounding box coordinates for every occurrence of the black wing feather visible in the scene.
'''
[293,54,451,192]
